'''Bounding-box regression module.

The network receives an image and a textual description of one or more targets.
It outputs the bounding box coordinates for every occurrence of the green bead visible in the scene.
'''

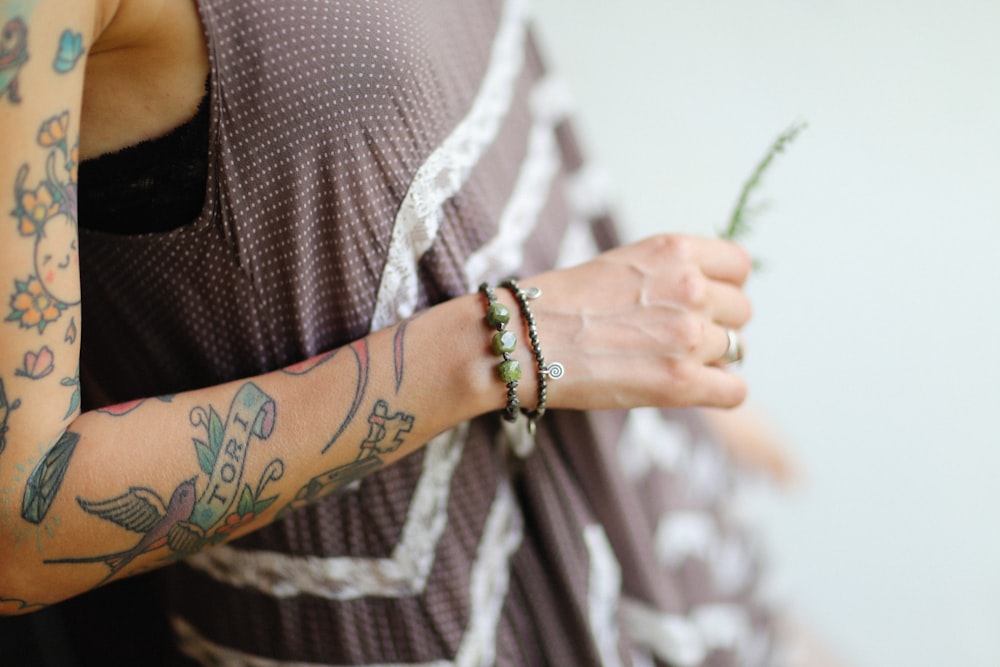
[486,302,511,327]
[498,359,522,383]
[492,330,517,355]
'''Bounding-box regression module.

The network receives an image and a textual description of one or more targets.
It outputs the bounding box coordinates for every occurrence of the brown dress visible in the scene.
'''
[71,0,776,664]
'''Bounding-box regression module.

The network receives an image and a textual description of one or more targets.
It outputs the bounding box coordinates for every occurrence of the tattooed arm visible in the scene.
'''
[0,0,94,613]
[0,0,753,613]
[1,296,501,612]
[0,0,499,612]
[0,0,506,612]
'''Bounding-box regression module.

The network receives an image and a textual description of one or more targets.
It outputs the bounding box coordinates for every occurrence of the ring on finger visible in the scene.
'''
[719,328,744,365]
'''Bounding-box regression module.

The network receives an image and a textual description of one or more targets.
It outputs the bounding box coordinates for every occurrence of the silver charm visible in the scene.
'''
[542,362,564,380]
[523,286,542,300]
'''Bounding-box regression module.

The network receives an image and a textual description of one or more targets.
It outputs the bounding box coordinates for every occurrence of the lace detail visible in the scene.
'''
[172,616,451,666]
[370,0,527,331]
[620,598,708,667]
[452,473,523,667]
[173,451,524,667]
[463,76,571,289]
[183,425,466,599]
[585,524,625,667]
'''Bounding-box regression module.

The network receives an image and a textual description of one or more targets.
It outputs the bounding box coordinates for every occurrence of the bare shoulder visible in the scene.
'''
[83,0,209,158]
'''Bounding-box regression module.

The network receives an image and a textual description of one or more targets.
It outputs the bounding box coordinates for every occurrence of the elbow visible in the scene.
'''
[0,553,51,616]
[0,518,67,615]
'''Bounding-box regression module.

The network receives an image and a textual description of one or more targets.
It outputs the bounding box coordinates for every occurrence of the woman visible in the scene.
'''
[0,0,771,664]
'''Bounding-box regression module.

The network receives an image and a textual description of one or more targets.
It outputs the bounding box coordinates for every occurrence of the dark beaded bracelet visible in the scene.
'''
[501,278,563,431]
[479,283,521,422]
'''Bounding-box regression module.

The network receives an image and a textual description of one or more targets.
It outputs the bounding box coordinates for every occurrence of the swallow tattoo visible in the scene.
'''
[44,479,201,581]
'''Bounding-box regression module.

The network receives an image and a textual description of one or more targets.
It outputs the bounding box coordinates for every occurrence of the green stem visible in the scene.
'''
[721,120,807,241]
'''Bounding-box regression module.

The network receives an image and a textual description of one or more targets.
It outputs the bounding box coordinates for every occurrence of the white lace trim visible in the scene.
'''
[654,510,717,568]
[553,207,599,270]
[172,469,522,667]
[620,598,706,667]
[183,425,466,599]
[616,408,729,505]
[463,75,572,289]
[691,603,754,656]
[621,598,765,667]
[617,407,691,480]
[656,510,752,595]
[172,616,452,667]
[453,474,523,667]
[564,163,616,221]
[654,510,754,597]
[686,437,730,506]
[370,0,528,331]
[584,524,624,667]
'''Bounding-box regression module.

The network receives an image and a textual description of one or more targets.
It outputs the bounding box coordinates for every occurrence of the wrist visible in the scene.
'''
[430,290,539,423]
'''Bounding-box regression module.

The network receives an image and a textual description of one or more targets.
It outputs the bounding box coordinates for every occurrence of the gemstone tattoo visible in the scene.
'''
[21,429,79,524]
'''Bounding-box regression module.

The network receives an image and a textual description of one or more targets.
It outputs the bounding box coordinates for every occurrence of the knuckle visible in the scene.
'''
[661,358,696,399]
[650,233,693,261]
[674,267,707,306]
[670,314,706,356]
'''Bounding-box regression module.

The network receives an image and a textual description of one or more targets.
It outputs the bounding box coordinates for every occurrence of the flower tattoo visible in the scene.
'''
[8,276,65,333]
[6,112,80,333]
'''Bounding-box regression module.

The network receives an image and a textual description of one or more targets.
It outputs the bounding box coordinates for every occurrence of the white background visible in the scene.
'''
[532,1,1000,665]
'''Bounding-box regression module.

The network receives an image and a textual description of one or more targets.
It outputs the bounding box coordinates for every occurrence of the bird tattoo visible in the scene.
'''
[0,18,29,104]
[45,478,203,581]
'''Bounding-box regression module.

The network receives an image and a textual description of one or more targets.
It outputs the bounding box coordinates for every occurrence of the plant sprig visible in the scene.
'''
[721,120,807,242]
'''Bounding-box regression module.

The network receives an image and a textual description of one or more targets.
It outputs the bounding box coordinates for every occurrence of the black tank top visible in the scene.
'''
[78,90,210,235]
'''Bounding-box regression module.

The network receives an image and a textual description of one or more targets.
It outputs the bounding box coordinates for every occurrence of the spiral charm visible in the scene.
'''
[543,362,564,380]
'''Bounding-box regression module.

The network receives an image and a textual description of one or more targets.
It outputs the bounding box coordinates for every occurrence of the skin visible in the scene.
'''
[33,212,79,305]
[0,0,753,612]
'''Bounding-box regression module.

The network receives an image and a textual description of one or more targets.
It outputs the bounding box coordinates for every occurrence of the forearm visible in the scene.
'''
[0,293,503,611]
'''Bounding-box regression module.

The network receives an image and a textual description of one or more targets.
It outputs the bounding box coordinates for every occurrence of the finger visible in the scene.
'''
[675,364,748,408]
[693,238,752,286]
[704,280,752,328]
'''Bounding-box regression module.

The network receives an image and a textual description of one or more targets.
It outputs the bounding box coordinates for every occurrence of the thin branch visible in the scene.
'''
[721,120,807,241]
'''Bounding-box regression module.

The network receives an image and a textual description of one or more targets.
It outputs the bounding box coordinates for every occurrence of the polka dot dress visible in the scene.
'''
[76,1,778,664]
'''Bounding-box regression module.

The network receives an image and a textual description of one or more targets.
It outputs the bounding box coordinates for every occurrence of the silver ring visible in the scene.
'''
[720,328,743,365]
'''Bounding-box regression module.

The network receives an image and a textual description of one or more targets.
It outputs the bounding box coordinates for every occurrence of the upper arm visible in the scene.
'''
[0,0,98,456]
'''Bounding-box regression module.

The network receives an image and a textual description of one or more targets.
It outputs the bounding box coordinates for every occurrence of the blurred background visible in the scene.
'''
[532,1,1000,665]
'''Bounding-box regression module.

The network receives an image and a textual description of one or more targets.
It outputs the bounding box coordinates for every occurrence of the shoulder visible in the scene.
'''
[83,0,209,158]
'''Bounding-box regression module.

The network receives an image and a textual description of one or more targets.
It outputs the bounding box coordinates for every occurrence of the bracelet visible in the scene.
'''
[479,283,521,422]
[500,278,563,431]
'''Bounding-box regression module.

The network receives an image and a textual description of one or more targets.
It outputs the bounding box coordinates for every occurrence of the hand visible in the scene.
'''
[525,234,752,411]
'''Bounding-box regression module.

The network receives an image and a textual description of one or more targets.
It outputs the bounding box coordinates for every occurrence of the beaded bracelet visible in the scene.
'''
[479,283,521,422]
[500,278,563,431]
